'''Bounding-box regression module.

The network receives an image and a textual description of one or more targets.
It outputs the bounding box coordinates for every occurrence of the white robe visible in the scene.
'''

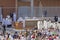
[47,21,52,28]
[56,23,60,29]
[13,13,16,22]
[37,21,40,29]
[52,23,56,28]
[44,20,48,29]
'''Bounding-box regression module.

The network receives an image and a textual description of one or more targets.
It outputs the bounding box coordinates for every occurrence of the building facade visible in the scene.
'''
[0,0,60,18]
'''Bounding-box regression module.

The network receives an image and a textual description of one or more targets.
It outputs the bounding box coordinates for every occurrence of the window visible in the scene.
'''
[18,6,31,18]
[18,6,42,18]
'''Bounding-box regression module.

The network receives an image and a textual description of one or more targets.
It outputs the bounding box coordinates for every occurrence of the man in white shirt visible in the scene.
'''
[6,15,12,28]
[2,18,6,25]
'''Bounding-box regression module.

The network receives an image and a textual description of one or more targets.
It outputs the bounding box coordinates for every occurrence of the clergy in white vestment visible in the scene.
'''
[49,22,56,28]
[44,20,48,29]
[37,21,43,29]
[56,22,60,29]
[47,20,52,28]
[52,23,57,29]
[57,23,60,29]
[37,21,40,30]
[53,22,59,28]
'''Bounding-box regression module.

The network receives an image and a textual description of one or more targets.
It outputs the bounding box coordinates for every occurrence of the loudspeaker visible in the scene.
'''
[54,16,58,22]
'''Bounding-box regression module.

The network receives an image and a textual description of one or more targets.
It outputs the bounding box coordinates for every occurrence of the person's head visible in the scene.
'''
[52,34,54,36]
[56,34,59,37]
[22,35,24,37]
[42,28,44,30]
[49,35,52,37]
[15,31,17,34]
[8,33,10,38]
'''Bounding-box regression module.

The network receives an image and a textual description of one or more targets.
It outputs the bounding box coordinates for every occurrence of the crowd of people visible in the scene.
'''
[0,27,60,40]
[0,13,60,40]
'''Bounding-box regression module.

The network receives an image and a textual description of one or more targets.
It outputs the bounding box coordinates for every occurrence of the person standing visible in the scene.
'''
[6,15,12,28]
[2,18,6,35]
[10,12,13,21]
[20,35,26,40]
[44,19,48,29]
[13,13,16,22]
